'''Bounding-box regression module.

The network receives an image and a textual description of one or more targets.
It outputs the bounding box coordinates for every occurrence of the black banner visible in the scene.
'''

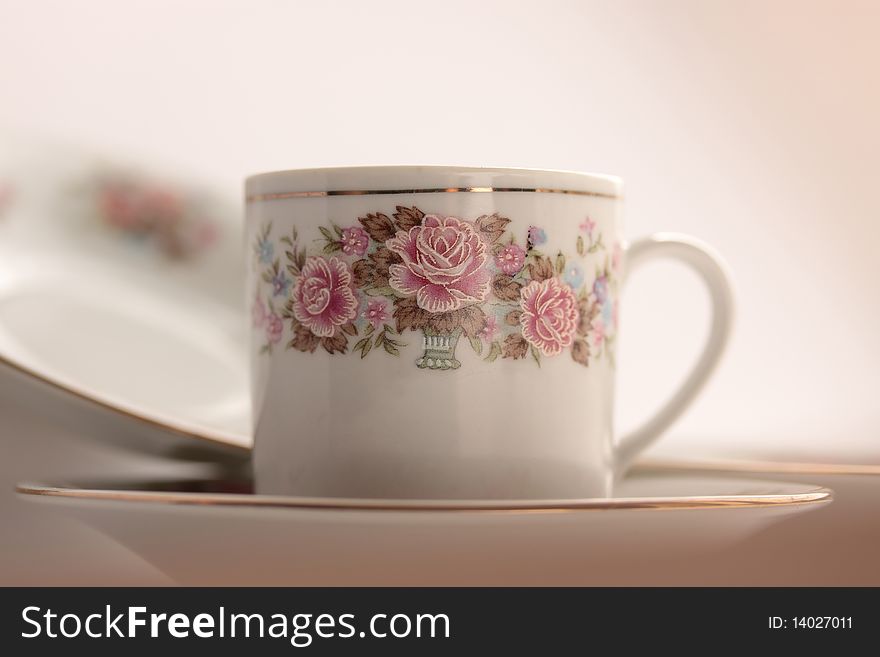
[1,588,873,653]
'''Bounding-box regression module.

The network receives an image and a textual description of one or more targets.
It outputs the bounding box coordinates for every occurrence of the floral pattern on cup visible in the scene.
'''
[251,207,618,369]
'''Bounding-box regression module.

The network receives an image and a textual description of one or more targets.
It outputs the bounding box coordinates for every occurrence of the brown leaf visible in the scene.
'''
[393,296,429,333]
[426,310,459,334]
[352,259,374,287]
[528,256,554,282]
[474,213,511,244]
[288,321,320,353]
[577,298,598,337]
[492,274,523,302]
[424,305,488,336]
[505,310,522,326]
[358,212,396,243]
[341,322,358,336]
[368,247,402,287]
[457,305,487,339]
[392,205,425,231]
[571,339,590,366]
[501,333,529,360]
[321,330,349,354]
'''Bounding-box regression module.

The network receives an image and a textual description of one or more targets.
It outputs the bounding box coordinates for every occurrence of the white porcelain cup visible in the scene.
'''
[246,167,734,499]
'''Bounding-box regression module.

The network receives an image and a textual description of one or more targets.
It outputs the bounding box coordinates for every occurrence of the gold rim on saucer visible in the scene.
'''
[640,456,880,477]
[16,478,832,513]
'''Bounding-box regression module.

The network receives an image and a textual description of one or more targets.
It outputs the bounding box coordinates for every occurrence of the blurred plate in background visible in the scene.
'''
[0,137,251,459]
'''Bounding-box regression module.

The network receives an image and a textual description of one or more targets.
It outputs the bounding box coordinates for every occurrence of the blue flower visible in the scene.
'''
[593,275,609,303]
[271,271,292,297]
[258,239,274,264]
[564,263,584,289]
[601,298,614,327]
[528,226,547,247]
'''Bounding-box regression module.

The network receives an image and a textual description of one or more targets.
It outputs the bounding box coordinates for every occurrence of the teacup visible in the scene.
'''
[246,166,733,499]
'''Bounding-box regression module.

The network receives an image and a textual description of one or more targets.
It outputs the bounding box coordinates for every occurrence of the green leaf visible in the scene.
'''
[555,252,565,274]
[365,285,397,297]
[530,345,542,367]
[484,341,502,362]
[353,337,370,351]
[374,331,385,347]
[360,339,373,359]
[319,226,334,241]
[576,235,584,256]
[364,323,375,337]
[323,242,342,254]
[383,341,400,356]
[280,235,292,246]
[383,324,396,335]
[468,336,483,355]
[332,223,344,237]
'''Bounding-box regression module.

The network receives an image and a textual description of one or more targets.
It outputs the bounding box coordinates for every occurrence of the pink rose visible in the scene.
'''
[519,278,580,356]
[292,256,359,337]
[266,311,283,345]
[340,226,369,256]
[494,244,526,275]
[386,215,490,313]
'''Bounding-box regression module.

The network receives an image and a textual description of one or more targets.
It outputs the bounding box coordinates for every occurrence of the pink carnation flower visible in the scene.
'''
[266,311,283,345]
[291,256,359,337]
[519,278,580,356]
[593,319,606,347]
[494,244,526,275]
[612,241,623,273]
[386,215,490,313]
[251,296,267,328]
[478,314,499,341]
[579,217,596,235]
[363,298,389,329]
[340,226,369,256]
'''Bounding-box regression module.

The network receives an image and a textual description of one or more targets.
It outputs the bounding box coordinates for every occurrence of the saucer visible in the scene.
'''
[18,470,830,585]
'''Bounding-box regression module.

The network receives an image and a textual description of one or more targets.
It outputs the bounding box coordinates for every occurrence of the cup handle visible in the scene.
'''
[615,233,735,474]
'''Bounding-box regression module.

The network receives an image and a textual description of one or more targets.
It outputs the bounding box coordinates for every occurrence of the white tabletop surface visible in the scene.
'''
[0,387,174,585]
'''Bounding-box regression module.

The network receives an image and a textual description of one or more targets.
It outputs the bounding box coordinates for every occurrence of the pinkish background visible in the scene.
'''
[1,0,877,583]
